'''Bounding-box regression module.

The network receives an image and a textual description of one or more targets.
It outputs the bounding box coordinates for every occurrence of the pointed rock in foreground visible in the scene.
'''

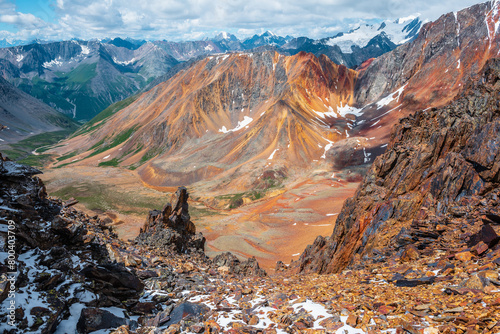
[134,186,205,253]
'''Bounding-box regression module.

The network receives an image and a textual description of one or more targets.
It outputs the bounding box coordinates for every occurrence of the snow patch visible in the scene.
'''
[16,54,24,62]
[268,148,279,160]
[376,83,407,109]
[43,57,63,68]
[80,44,90,55]
[219,116,253,133]
[314,105,337,119]
[363,147,372,163]
[325,16,421,53]
[337,103,363,117]
[113,57,136,65]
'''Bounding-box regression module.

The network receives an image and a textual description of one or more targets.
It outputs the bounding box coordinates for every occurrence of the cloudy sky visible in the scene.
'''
[0,0,486,42]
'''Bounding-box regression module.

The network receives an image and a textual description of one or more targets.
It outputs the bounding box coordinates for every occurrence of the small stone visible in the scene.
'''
[346,314,358,327]
[460,274,489,290]
[400,245,419,262]
[484,285,496,294]
[377,305,394,315]
[455,251,474,262]
[183,262,195,272]
[164,324,181,334]
[248,315,259,326]
[319,317,343,331]
[190,325,205,333]
[131,302,156,315]
[471,241,488,256]
[444,306,464,313]
[217,266,230,275]
[110,325,132,334]
[435,224,447,232]
[414,303,431,311]
[468,224,500,248]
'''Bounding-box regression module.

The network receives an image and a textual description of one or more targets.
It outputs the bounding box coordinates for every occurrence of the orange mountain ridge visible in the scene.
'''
[51,51,359,192]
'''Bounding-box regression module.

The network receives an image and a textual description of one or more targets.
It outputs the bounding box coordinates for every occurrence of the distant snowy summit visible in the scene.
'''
[322,15,422,53]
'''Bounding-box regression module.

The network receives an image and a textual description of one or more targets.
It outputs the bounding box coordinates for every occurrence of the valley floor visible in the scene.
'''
[40,165,359,271]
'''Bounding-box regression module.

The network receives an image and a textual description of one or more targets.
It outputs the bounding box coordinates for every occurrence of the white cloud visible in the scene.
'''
[0,0,488,42]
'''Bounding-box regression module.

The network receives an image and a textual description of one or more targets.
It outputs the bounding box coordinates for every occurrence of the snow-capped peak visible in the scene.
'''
[213,31,238,42]
[324,15,422,53]
[397,13,421,24]
[263,30,276,37]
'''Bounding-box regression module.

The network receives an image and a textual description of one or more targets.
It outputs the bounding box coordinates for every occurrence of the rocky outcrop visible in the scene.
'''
[212,252,267,277]
[77,308,138,334]
[135,187,206,253]
[297,58,500,274]
[0,153,145,333]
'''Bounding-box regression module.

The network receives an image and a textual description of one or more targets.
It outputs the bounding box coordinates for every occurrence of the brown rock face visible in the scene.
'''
[297,58,500,274]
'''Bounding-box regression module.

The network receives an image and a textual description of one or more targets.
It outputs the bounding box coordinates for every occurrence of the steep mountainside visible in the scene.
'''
[297,57,500,274]
[346,0,500,147]
[49,2,500,196]
[50,51,359,191]
[0,41,179,120]
[0,76,77,144]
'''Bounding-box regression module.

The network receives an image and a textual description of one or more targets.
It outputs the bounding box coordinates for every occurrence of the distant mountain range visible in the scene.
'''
[0,17,421,121]
[49,1,499,197]
[0,41,179,121]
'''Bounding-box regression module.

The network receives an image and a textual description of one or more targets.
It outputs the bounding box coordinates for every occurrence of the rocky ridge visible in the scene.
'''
[296,56,500,276]
[49,51,361,192]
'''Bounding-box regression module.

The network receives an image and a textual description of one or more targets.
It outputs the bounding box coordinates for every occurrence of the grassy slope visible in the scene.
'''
[16,63,145,121]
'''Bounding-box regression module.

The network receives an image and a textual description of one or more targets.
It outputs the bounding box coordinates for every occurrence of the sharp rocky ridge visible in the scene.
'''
[296,56,500,273]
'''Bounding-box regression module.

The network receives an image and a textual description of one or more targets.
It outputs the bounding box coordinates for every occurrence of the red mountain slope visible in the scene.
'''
[52,51,358,192]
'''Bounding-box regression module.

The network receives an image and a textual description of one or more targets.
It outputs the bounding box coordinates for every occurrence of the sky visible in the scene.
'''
[0,0,487,43]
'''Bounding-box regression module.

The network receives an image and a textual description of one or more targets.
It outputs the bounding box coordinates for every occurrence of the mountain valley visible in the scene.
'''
[1,1,500,333]
[31,1,500,270]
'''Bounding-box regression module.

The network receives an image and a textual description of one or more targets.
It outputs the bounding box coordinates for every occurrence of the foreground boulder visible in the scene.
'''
[135,187,205,253]
[297,58,500,274]
[77,308,138,334]
[212,252,267,277]
[80,263,144,302]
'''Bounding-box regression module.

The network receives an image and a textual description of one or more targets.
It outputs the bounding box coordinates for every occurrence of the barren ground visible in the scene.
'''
[41,166,359,270]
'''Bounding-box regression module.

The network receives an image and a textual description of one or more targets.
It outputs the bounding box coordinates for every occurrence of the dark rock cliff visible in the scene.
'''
[297,58,500,274]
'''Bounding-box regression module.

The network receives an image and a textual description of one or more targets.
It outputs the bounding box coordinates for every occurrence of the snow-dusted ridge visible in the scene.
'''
[325,16,422,53]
